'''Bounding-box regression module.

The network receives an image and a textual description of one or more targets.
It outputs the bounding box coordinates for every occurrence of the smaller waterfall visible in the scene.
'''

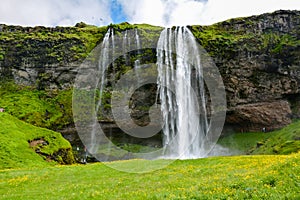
[95,28,142,112]
[90,28,143,155]
[122,30,129,64]
[134,29,141,83]
[157,26,209,159]
[89,28,113,154]
[135,29,141,52]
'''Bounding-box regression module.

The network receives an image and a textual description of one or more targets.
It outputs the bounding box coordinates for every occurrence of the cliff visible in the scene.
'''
[192,10,300,132]
[0,10,299,134]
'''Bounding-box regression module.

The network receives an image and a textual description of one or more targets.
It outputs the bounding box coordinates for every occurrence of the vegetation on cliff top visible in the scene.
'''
[0,112,74,169]
[191,23,299,61]
[0,22,162,66]
[0,23,108,64]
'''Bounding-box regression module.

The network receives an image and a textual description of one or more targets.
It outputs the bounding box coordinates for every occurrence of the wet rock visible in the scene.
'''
[226,100,292,132]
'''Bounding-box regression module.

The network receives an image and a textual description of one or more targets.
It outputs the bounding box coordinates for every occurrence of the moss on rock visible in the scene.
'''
[0,112,75,169]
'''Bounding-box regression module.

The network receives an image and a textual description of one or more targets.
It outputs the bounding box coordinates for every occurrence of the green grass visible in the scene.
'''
[252,121,300,155]
[190,19,299,60]
[218,121,300,155]
[0,116,299,199]
[218,132,271,154]
[0,82,73,129]
[0,112,74,169]
[0,24,108,62]
[0,153,299,199]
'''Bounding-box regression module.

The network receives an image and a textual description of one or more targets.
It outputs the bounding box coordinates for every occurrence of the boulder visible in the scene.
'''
[226,100,292,132]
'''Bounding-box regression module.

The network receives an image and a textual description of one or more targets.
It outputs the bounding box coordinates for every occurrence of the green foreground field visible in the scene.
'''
[0,104,300,199]
[1,153,299,200]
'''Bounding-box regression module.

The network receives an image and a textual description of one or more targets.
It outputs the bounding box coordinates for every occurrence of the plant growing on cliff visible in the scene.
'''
[0,81,74,130]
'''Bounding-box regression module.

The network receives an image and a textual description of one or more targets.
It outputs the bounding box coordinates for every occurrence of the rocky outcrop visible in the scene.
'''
[226,100,292,132]
[0,23,108,89]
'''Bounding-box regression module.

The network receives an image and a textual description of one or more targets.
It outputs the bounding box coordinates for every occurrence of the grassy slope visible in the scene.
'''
[0,112,74,169]
[0,153,299,200]
[0,82,73,129]
[218,120,300,155]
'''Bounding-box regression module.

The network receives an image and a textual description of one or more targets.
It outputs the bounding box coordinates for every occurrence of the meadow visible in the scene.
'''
[1,104,299,199]
[0,153,299,199]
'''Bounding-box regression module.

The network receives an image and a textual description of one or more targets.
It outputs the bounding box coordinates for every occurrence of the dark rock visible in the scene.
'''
[226,100,292,132]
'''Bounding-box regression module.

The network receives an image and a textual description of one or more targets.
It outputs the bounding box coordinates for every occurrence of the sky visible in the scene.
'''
[0,0,299,27]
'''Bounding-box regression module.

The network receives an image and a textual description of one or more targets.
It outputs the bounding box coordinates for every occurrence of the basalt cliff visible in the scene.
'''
[0,10,299,137]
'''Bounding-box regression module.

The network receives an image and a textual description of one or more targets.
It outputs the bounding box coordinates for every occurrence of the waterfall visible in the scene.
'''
[157,26,209,159]
[134,29,141,83]
[89,28,113,155]
[95,27,142,112]
[87,26,214,160]
[90,27,143,155]
[122,30,129,64]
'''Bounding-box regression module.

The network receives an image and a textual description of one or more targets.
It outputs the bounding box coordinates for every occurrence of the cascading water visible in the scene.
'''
[89,26,215,160]
[91,28,143,155]
[95,27,142,113]
[157,26,209,159]
[74,24,226,172]
[134,29,141,83]
[89,28,113,154]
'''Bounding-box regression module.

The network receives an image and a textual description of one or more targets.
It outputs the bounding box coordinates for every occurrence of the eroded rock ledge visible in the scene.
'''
[226,100,292,132]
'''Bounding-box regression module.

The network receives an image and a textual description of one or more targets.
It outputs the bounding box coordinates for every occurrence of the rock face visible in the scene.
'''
[0,10,299,133]
[226,100,292,132]
[192,10,300,132]
[0,24,108,89]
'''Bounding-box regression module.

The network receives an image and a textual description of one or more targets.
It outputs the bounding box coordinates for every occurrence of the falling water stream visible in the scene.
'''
[91,26,215,160]
[157,27,209,159]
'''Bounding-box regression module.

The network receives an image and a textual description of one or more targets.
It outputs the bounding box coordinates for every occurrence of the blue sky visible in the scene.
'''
[110,0,127,24]
[0,0,299,27]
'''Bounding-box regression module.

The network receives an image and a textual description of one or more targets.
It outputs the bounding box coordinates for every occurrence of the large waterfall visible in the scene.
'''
[75,26,223,164]
[157,27,209,159]
[93,27,210,159]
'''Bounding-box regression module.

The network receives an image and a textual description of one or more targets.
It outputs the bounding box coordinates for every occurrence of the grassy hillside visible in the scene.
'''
[0,81,73,129]
[0,112,74,169]
[218,120,300,155]
[0,153,299,200]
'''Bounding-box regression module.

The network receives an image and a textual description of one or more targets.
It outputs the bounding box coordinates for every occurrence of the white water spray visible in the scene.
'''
[157,26,209,159]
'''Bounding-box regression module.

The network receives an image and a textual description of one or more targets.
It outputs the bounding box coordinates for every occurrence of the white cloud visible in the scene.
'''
[117,0,207,26]
[0,0,112,27]
[116,0,165,25]
[118,0,300,26]
[199,0,300,25]
[0,0,299,27]
[169,0,206,25]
